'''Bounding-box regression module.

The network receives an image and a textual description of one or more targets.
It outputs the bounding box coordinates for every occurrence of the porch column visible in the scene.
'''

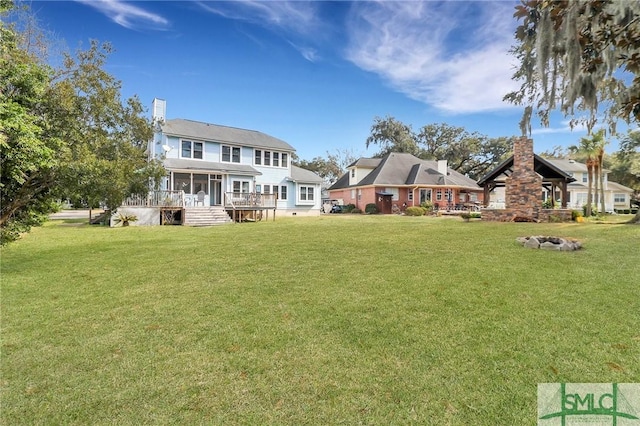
[561,181,568,208]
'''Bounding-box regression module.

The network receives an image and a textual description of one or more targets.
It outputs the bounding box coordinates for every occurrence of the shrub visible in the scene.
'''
[405,206,426,216]
[365,203,378,214]
[351,208,362,214]
[342,204,356,213]
[571,210,583,221]
[420,201,433,212]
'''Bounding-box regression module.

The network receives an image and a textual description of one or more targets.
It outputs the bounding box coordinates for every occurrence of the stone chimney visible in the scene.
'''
[505,137,542,218]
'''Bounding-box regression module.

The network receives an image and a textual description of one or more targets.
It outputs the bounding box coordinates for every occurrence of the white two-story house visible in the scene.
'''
[544,159,633,212]
[138,98,322,224]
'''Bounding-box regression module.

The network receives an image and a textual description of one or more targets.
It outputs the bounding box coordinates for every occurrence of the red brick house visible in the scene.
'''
[327,152,483,213]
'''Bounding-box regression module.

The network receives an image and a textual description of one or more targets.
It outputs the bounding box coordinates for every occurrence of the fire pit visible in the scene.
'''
[516,236,582,251]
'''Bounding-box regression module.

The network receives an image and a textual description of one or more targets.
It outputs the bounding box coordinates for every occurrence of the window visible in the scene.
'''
[233,180,250,193]
[444,189,452,201]
[280,185,287,200]
[181,140,203,159]
[351,169,355,178]
[300,186,314,201]
[222,146,240,163]
[614,193,626,203]
[582,173,588,183]
[408,191,413,202]
[351,189,356,199]
[384,188,399,201]
[436,189,443,201]
[263,185,270,194]
[254,150,288,168]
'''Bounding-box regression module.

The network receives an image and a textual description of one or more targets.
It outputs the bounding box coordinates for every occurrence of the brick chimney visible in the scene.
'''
[505,137,542,218]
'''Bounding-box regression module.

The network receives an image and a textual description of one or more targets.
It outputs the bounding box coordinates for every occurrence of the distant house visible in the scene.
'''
[545,159,634,212]
[116,98,322,226]
[327,152,483,213]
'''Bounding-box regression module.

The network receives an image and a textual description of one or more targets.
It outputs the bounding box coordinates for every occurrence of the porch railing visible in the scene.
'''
[121,190,185,208]
[224,192,277,209]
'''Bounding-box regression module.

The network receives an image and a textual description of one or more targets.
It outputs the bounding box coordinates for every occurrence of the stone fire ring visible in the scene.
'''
[516,236,582,251]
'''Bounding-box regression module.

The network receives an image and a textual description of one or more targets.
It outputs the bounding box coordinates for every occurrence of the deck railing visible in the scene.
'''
[224,192,277,209]
[121,190,185,208]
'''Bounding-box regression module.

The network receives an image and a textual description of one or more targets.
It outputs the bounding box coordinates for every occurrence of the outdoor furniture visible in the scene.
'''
[195,191,205,206]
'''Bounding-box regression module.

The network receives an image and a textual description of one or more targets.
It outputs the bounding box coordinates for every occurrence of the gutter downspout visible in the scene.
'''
[412,186,419,207]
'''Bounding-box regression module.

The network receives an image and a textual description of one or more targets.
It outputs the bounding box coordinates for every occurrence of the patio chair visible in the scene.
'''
[195,190,206,206]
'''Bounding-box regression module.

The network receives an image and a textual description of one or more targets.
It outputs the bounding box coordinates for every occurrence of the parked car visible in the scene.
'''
[330,205,343,213]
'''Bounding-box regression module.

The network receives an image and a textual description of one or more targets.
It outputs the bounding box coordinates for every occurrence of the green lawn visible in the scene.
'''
[2,215,639,425]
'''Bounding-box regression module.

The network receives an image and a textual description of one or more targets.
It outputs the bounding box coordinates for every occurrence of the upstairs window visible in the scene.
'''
[254,150,288,168]
[181,140,203,159]
[222,145,241,163]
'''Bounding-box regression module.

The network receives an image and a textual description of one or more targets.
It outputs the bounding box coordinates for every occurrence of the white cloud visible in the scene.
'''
[197,1,320,37]
[197,1,322,62]
[344,1,522,114]
[75,0,169,30]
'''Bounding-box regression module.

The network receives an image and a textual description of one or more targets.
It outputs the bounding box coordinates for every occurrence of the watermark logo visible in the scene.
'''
[538,383,640,425]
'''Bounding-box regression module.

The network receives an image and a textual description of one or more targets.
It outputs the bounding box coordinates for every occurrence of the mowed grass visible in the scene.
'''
[1,215,639,425]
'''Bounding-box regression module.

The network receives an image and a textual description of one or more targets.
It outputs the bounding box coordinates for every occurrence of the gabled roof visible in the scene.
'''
[477,154,575,186]
[162,119,295,151]
[348,158,381,168]
[607,181,634,192]
[164,158,261,176]
[329,152,480,190]
[290,165,323,183]
[545,158,610,174]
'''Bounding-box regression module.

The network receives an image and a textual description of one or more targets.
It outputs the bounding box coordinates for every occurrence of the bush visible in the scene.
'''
[364,203,378,214]
[351,208,362,214]
[420,201,433,212]
[571,210,583,221]
[342,204,356,213]
[405,206,426,216]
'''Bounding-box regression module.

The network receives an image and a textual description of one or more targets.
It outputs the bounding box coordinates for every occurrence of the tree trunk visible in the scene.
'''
[630,209,640,224]
[585,159,593,217]
[598,148,607,213]
[593,161,599,214]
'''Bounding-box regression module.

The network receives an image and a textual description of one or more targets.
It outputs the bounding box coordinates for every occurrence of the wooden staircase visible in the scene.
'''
[183,207,233,227]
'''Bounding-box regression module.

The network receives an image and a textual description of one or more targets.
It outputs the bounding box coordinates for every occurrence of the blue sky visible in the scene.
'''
[30,0,630,160]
